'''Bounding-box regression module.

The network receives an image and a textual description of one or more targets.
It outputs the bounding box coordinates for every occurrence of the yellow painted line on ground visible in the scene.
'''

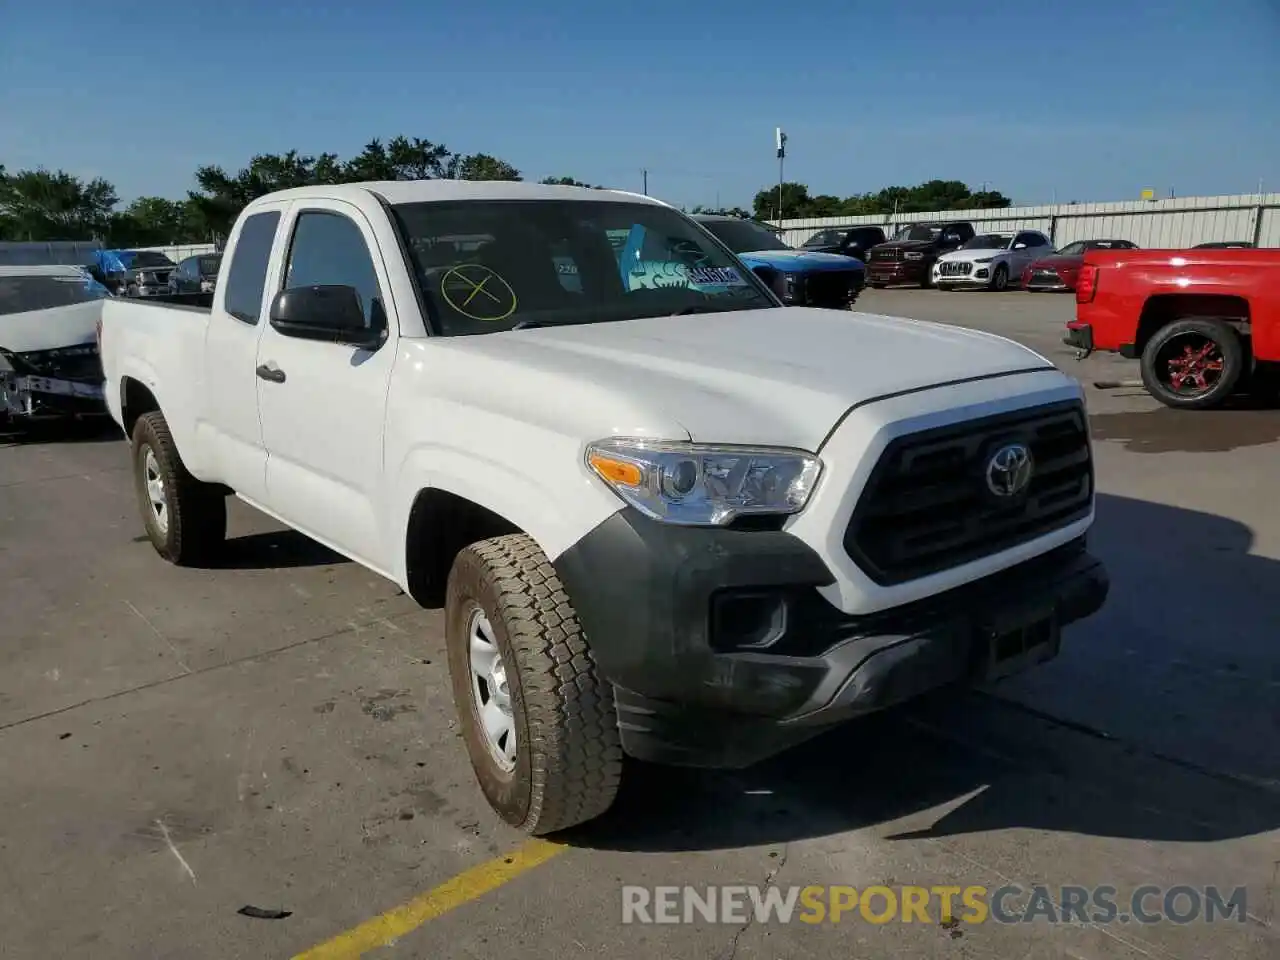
[291,839,566,959]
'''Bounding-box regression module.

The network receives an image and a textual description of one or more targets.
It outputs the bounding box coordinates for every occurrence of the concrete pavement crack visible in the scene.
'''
[0,600,415,735]
[720,843,790,960]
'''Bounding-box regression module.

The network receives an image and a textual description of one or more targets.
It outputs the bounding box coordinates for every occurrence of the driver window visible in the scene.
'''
[284,211,383,327]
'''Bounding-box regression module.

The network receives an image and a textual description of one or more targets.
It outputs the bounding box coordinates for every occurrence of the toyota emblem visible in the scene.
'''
[985,443,1034,497]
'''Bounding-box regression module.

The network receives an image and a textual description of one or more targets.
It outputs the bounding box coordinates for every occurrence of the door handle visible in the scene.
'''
[256,363,286,384]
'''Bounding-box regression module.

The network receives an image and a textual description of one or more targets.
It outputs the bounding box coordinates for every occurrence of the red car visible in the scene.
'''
[1021,239,1138,292]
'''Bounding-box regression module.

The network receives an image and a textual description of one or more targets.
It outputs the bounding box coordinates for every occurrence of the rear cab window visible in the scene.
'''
[222,211,281,324]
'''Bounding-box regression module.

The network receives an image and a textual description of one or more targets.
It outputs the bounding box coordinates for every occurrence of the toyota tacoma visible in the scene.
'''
[98,180,1109,834]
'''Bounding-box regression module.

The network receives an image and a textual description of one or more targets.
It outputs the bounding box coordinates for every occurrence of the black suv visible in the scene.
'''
[799,225,888,262]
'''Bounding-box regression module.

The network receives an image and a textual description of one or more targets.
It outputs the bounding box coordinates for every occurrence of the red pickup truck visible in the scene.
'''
[1066,248,1280,409]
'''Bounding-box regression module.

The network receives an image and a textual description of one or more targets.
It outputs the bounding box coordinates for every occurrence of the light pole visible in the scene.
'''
[775,127,787,223]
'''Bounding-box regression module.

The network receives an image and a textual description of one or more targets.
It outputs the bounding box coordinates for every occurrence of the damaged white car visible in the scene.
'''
[0,265,110,423]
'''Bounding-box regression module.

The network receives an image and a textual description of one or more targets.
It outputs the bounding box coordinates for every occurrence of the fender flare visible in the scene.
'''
[387,443,622,590]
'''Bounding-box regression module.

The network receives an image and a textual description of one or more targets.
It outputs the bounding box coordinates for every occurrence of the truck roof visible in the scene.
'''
[243,180,668,210]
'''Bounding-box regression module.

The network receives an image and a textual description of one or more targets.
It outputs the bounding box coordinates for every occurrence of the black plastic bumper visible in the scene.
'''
[554,509,1109,769]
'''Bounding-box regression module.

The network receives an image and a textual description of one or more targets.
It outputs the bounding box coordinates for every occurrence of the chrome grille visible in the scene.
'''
[939,261,972,277]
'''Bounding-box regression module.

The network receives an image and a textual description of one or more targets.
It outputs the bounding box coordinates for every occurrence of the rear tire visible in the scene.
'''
[1139,318,1245,410]
[445,533,623,835]
[131,411,226,565]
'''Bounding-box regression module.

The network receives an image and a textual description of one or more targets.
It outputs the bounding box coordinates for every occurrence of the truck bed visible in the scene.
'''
[99,294,218,475]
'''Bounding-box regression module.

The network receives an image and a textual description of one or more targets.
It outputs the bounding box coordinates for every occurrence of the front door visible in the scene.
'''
[254,200,401,571]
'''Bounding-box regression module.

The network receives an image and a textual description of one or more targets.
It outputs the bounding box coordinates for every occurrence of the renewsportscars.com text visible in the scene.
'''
[621,884,1249,926]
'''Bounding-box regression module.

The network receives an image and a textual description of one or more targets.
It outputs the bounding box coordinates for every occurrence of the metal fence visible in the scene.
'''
[770,193,1280,250]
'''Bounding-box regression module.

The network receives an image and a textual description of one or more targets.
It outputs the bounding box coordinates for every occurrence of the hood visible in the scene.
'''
[873,239,935,253]
[738,249,864,273]
[1029,255,1084,271]
[427,307,1051,451]
[0,300,103,354]
[937,246,1007,262]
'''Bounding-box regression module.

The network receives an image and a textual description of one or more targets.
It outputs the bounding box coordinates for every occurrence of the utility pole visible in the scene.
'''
[642,169,648,196]
[775,127,787,223]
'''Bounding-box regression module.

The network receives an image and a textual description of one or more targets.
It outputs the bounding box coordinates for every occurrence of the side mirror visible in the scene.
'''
[269,285,383,348]
[1014,243,1027,250]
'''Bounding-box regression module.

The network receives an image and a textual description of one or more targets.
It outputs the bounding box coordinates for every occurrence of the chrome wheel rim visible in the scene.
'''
[467,607,516,771]
[143,448,168,536]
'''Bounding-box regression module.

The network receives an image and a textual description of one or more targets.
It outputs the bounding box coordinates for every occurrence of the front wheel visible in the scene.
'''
[445,533,623,835]
[989,264,1010,292]
[1139,318,1245,410]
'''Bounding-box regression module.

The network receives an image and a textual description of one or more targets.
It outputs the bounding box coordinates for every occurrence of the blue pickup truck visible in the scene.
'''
[692,214,865,309]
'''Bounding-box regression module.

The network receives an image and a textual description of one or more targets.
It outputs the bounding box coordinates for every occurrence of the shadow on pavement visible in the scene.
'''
[0,417,122,446]
[212,530,350,570]
[570,492,1280,853]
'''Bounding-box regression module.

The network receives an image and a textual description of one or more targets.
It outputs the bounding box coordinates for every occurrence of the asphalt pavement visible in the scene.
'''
[0,288,1276,959]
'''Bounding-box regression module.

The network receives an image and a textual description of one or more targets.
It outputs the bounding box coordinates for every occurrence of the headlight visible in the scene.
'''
[903,251,924,260]
[585,439,822,526]
[973,257,993,264]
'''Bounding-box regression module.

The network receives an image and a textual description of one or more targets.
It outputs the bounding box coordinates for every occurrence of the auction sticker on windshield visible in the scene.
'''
[688,266,746,286]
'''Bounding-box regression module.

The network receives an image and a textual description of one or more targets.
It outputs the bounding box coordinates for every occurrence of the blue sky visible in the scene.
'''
[2,0,1277,210]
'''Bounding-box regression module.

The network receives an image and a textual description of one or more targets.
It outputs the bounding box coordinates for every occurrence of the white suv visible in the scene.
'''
[934,230,1054,291]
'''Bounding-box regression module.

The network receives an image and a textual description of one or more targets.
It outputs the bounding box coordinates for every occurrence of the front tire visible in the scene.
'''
[990,264,1010,291]
[131,411,226,565]
[1139,318,1245,410]
[445,533,623,835]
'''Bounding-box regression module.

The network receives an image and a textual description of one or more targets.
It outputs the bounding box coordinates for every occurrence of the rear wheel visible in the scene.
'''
[1139,318,1245,410]
[445,533,623,834]
[131,411,226,565]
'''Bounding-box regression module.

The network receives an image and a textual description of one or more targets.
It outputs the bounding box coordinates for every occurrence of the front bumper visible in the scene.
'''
[933,263,994,286]
[1,372,106,418]
[554,508,1109,768]
[867,259,927,284]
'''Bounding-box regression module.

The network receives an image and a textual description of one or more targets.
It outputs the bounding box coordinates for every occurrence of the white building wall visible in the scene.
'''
[772,193,1278,250]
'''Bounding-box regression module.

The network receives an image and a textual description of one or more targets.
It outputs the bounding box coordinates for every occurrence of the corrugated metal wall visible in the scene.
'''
[772,193,1279,250]
[131,243,219,262]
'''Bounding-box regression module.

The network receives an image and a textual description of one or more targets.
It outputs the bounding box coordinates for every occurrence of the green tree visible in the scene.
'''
[750,179,1013,220]
[0,166,118,240]
[751,182,813,220]
[455,154,521,181]
[539,176,598,187]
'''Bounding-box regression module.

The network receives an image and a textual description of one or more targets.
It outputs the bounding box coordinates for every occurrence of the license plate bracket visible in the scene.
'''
[975,602,1060,682]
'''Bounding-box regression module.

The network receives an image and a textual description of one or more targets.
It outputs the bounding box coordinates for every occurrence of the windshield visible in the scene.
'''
[198,255,222,276]
[0,273,112,316]
[801,229,841,247]
[698,218,791,253]
[128,251,175,268]
[1056,242,1086,256]
[962,234,1011,250]
[894,224,941,241]
[391,200,777,337]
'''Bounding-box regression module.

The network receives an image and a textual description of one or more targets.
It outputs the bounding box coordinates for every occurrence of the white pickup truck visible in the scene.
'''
[98,180,1108,834]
